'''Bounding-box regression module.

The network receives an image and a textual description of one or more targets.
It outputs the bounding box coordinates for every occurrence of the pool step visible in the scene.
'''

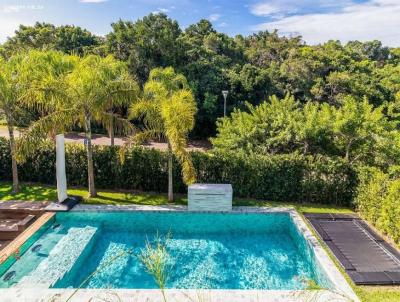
[16,225,98,288]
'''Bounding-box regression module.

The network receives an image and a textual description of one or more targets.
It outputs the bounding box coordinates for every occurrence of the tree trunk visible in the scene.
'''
[345,139,353,162]
[345,147,350,162]
[6,118,19,193]
[85,115,97,197]
[303,141,309,155]
[168,143,173,203]
[109,117,115,146]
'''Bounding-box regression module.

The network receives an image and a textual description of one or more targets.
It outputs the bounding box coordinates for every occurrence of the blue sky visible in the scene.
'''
[1,0,399,46]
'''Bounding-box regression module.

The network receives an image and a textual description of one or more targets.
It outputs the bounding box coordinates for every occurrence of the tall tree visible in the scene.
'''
[1,22,101,57]
[107,14,182,84]
[129,67,197,202]
[330,96,398,164]
[0,55,29,192]
[178,19,243,136]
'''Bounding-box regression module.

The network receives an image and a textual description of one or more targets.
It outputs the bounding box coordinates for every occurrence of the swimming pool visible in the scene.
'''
[0,209,330,290]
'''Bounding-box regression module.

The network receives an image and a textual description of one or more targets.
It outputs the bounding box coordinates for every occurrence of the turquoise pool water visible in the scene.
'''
[0,211,329,290]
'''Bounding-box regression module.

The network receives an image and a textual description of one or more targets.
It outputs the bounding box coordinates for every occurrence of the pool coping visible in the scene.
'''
[0,288,355,302]
[0,205,359,302]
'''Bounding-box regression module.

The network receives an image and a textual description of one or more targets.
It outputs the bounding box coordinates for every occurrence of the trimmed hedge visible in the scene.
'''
[355,167,400,244]
[0,138,356,205]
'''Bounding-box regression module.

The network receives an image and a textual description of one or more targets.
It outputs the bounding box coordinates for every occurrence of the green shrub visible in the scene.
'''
[0,138,356,205]
[355,166,400,244]
[0,138,11,179]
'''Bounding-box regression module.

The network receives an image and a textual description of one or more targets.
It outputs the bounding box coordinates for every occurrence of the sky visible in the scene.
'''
[0,0,399,46]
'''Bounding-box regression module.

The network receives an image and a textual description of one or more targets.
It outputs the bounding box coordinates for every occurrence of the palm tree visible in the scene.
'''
[0,54,35,192]
[0,53,45,192]
[18,53,139,197]
[129,67,197,202]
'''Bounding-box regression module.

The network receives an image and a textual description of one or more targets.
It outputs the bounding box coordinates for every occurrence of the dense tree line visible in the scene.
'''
[1,14,399,138]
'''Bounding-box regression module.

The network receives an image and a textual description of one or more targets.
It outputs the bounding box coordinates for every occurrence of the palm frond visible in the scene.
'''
[16,108,78,162]
[95,111,137,137]
[129,98,163,131]
[21,76,70,112]
[170,137,196,185]
[127,129,163,146]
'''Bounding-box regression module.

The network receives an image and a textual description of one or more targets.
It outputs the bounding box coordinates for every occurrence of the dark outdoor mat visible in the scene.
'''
[304,213,400,285]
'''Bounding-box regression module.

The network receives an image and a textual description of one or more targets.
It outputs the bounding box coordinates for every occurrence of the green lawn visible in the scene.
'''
[0,182,187,205]
[0,182,352,213]
[0,181,399,302]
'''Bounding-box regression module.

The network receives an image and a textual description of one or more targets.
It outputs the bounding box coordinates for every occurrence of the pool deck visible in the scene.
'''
[0,205,359,302]
[0,288,354,302]
[0,201,51,251]
[0,201,50,214]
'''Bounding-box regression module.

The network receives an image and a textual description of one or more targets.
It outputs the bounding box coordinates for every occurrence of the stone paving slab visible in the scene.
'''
[0,288,354,302]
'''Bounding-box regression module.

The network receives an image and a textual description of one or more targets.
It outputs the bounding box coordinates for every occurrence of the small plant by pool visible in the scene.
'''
[0,210,331,291]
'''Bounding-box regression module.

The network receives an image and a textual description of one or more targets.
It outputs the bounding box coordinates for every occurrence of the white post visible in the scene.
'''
[56,134,68,203]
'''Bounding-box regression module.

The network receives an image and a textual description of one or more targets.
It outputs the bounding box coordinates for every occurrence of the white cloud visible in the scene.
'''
[152,5,176,14]
[251,0,400,46]
[249,0,349,19]
[208,13,221,22]
[250,3,282,16]
[80,0,108,3]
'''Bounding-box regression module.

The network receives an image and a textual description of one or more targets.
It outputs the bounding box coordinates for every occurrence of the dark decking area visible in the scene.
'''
[305,213,400,285]
[0,201,50,251]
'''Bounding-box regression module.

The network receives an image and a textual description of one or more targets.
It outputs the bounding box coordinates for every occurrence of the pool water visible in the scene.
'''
[0,211,329,290]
